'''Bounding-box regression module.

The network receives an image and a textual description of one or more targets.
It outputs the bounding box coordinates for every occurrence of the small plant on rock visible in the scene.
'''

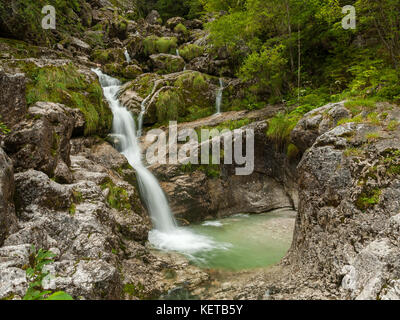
[23,246,73,300]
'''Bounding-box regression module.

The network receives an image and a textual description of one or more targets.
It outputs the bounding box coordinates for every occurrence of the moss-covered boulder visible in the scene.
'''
[2,56,112,137]
[103,62,143,80]
[149,54,185,74]
[143,36,178,56]
[91,48,125,64]
[0,0,88,45]
[119,71,219,126]
[178,44,204,62]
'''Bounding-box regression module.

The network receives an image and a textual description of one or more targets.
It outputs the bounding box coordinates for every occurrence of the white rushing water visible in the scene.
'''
[215,78,224,114]
[124,48,131,63]
[92,68,224,255]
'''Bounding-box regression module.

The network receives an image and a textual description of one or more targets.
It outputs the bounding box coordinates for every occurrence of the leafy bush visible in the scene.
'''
[239,45,287,102]
[23,247,73,300]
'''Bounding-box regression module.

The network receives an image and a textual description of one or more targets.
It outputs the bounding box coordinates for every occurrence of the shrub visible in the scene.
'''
[23,247,73,300]
[266,112,300,148]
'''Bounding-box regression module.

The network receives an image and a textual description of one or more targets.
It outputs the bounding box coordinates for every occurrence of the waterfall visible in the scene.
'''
[124,48,131,63]
[215,78,224,114]
[92,68,221,254]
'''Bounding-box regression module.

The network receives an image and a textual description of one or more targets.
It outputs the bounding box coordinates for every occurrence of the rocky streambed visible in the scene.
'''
[1,0,400,301]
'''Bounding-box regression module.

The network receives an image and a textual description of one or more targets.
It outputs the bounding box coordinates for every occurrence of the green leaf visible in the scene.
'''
[46,291,74,300]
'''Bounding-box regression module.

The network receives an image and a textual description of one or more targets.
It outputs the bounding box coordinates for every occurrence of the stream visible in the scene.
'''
[93,68,295,277]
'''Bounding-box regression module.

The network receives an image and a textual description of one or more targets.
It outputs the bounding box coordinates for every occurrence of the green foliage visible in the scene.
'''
[155,0,204,20]
[239,45,287,102]
[366,132,381,142]
[387,120,400,131]
[23,246,73,300]
[266,112,300,148]
[202,0,400,106]
[0,0,85,45]
[344,99,377,115]
[0,116,10,134]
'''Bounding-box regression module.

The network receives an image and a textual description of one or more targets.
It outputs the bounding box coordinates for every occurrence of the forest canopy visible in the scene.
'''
[150,0,400,107]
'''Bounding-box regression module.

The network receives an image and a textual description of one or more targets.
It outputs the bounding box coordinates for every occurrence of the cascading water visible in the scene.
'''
[92,68,224,255]
[124,48,131,63]
[215,78,224,114]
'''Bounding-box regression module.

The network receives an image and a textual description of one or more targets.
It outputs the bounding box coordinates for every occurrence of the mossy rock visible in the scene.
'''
[91,48,125,65]
[0,0,86,45]
[179,44,204,62]
[13,61,113,136]
[143,36,178,56]
[149,54,185,74]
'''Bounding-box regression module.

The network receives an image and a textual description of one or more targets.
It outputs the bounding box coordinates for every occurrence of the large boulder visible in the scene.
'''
[287,102,400,299]
[4,102,75,178]
[0,148,17,246]
[146,10,162,25]
[291,101,351,153]
[144,108,295,222]
[166,17,185,30]
[119,71,220,126]
[0,71,27,128]
[149,53,185,74]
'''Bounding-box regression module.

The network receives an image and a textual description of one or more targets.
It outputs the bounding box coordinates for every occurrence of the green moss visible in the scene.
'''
[366,132,381,142]
[100,180,131,211]
[123,283,146,299]
[143,36,178,55]
[179,44,204,62]
[356,188,381,211]
[287,143,300,159]
[174,23,188,35]
[156,89,184,123]
[93,48,124,64]
[344,99,377,115]
[22,62,112,136]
